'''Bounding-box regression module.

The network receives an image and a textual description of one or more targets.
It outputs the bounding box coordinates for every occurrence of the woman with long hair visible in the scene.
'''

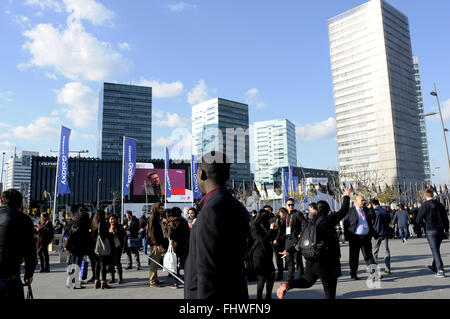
[108,215,126,284]
[36,212,54,273]
[163,207,190,289]
[187,207,198,228]
[91,209,111,289]
[250,209,279,299]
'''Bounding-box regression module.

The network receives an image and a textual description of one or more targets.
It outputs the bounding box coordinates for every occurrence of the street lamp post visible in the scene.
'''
[97,179,102,209]
[431,83,450,183]
[43,190,52,215]
[0,152,5,192]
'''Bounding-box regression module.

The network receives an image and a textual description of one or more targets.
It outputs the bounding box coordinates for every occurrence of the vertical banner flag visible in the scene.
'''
[165,147,172,198]
[282,168,289,203]
[123,137,137,196]
[57,126,71,194]
[288,165,294,194]
[192,155,202,200]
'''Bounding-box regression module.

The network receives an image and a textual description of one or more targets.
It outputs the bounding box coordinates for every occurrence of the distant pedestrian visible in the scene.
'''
[187,207,198,228]
[250,209,278,299]
[370,199,392,274]
[147,202,166,287]
[393,204,410,244]
[0,189,37,299]
[139,210,148,255]
[123,211,141,270]
[36,212,54,273]
[108,215,125,284]
[416,188,450,278]
[163,207,190,289]
[273,207,287,280]
[91,210,111,289]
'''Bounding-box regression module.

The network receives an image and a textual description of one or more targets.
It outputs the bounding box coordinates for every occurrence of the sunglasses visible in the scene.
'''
[287,204,295,207]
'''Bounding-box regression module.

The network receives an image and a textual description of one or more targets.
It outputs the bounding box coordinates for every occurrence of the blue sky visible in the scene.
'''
[1,0,449,184]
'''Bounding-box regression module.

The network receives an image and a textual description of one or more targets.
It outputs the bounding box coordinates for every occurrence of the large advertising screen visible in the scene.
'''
[133,168,186,196]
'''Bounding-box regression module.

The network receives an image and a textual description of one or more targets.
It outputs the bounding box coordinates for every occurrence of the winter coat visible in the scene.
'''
[371,206,391,237]
[164,216,190,259]
[276,210,303,250]
[393,210,410,228]
[184,188,250,300]
[147,213,165,247]
[0,206,37,279]
[38,221,54,248]
[64,212,91,256]
[125,216,140,239]
[288,196,350,278]
[416,199,449,232]
[249,217,276,276]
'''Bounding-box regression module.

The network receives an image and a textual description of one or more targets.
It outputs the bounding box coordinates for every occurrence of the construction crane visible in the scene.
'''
[50,149,89,158]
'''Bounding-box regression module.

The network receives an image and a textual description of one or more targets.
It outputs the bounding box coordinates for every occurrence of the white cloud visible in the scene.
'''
[154,136,174,147]
[244,87,266,109]
[154,112,190,128]
[118,42,130,51]
[12,116,60,140]
[25,0,62,12]
[63,0,114,26]
[22,22,130,81]
[168,2,197,12]
[45,72,58,80]
[0,91,14,102]
[153,110,165,119]
[154,129,192,160]
[137,79,183,98]
[187,80,210,105]
[295,117,336,141]
[56,82,98,127]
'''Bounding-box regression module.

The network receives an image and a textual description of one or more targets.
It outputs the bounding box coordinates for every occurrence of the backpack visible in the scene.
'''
[295,218,329,262]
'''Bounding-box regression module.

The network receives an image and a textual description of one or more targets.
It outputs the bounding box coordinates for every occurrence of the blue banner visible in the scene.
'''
[292,176,299,195]
[165,147,172,198]
[123,137,137,196]
[282,168,289,203]
[288,165,294,194]
[57,126,71,195]
[192,155,203,200]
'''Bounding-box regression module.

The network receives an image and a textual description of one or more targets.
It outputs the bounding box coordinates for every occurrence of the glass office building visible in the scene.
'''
[98,83,152,160]
[192,98,251,185]
[329,0,425,186]
[254,119,297,184]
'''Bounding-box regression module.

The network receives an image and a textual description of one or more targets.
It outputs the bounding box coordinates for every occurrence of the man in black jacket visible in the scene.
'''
[184,151,250,299]
[343,194,378,280]
[0,189,37,299]
[124,211,141,270]
[416,188,450,278]
[276,198,304,282]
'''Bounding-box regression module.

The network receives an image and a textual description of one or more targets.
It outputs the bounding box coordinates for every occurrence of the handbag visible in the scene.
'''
[163,240,177,274]
[94,223,111,256]
[128,238,142,249]
[79,259,89,281]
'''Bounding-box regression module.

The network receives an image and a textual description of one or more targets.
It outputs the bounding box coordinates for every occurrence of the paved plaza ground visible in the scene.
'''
[29,236,450,299]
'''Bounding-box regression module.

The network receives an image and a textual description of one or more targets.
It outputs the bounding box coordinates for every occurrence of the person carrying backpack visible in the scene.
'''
[277,187,351,299]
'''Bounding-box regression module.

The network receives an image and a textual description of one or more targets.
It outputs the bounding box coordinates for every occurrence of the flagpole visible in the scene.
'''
[165,147,168,208]
[52,126,62,225]
[121,136,125,223]
[191,155,194,207]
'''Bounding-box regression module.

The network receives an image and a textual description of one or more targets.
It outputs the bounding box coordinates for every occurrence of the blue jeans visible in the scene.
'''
[399,227,409,242]
[426,230,444,271]
[139,233,148,255]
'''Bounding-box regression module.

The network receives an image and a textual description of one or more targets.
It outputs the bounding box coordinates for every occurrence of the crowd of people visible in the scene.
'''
[0,151,449,300]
